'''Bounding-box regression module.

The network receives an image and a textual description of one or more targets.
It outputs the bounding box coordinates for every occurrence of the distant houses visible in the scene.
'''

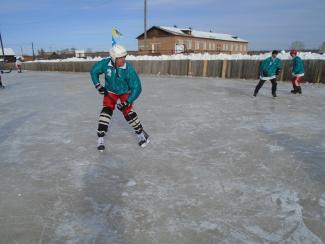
[75,50,86,58]
[0,26,249,62]
[137,26,248,55]
[0,48,16,62]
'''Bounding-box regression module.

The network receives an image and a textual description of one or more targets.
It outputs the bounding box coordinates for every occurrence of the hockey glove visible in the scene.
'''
[275,68,281,75]
[262,70,269,77]
[117,101,129,111]
[95,83,107,95]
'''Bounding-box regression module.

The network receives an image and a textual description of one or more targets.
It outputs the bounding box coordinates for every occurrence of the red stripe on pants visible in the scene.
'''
[291,76,302,87]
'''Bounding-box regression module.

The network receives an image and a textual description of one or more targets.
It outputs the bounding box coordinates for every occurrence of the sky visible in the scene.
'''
[1,0,325,56]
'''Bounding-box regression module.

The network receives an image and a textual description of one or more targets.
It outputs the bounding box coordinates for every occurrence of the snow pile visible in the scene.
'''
[127,51,325,60]
[30,56,102,62]
[27,51,325,63]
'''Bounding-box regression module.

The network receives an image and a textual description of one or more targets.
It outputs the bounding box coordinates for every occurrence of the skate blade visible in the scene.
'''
[97,146,105,152]
[140,139,150,148]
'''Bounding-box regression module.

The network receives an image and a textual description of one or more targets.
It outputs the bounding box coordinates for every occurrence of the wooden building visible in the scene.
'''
[136,26,248,55]
[0,48,16,62]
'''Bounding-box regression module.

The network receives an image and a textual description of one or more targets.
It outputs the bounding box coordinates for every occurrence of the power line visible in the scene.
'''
[144,0,147,53]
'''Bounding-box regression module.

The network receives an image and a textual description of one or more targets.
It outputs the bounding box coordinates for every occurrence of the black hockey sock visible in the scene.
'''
[254,80,265,95]
[97,107,113,137]
[271,79,277,95]
[124,111,143,134]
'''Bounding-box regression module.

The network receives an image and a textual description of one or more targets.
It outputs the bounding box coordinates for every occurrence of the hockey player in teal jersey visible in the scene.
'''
[254,50,282,97]
[90,44,149,151]
[290,49,304,94]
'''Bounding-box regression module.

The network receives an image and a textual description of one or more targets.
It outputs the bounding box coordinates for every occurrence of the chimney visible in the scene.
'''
[181,28,192,35]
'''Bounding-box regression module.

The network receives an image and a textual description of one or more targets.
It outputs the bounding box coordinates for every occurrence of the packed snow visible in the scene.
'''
[25,51,325,63]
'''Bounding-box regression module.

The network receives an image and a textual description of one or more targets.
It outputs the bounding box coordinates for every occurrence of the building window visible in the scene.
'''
[187,40,192,50]
[199,42,203,50]
[151,43,160,53]
[184,40,191,50]
[195,41,200,50]
[175,43,185,53]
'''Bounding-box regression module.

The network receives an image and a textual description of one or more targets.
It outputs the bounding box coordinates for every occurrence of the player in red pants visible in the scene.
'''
[90,44,149,151]
[290,49,304,94]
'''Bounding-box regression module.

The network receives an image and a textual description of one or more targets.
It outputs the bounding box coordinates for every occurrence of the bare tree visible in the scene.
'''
[60,48,70,54]
[290,41,305,50]
[37,48,46,59]
[319,42,325,53]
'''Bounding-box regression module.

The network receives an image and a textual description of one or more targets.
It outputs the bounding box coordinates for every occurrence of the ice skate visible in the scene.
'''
[137,130,150,148]
[297,86,302,94]
[97,137,105,152]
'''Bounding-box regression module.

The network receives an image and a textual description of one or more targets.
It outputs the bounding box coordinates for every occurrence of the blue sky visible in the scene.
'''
[1,0,325,55]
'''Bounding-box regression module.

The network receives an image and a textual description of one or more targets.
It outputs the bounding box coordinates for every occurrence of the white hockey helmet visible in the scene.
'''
[110,44,127,62]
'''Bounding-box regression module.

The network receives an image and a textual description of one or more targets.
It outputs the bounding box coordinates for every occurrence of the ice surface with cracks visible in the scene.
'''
[0,71,324,243]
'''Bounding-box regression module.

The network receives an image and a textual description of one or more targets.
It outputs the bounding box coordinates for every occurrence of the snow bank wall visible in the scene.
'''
[8,59,325,83]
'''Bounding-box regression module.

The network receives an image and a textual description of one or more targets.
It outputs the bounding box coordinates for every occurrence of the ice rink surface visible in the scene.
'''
[0,71,324,243]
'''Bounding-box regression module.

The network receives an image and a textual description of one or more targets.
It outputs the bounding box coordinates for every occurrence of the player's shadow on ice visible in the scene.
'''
[219,86,256,97]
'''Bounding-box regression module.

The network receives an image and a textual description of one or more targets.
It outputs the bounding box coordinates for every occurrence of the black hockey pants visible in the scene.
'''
[254,78,277,95]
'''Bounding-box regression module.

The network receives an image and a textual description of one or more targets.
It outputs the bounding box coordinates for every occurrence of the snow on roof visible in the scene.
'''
[159,26,248,43]
[158,26,189,36]
[0,48,15,56]
[126,51,325,61]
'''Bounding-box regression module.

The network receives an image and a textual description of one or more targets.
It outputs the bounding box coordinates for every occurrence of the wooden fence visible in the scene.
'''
[3,59,325,83]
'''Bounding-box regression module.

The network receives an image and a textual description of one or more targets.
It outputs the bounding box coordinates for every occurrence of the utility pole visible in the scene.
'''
[32,42,35,60]
[0,32,6,64]
[20,46,23,56]
[144,0,147,54]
